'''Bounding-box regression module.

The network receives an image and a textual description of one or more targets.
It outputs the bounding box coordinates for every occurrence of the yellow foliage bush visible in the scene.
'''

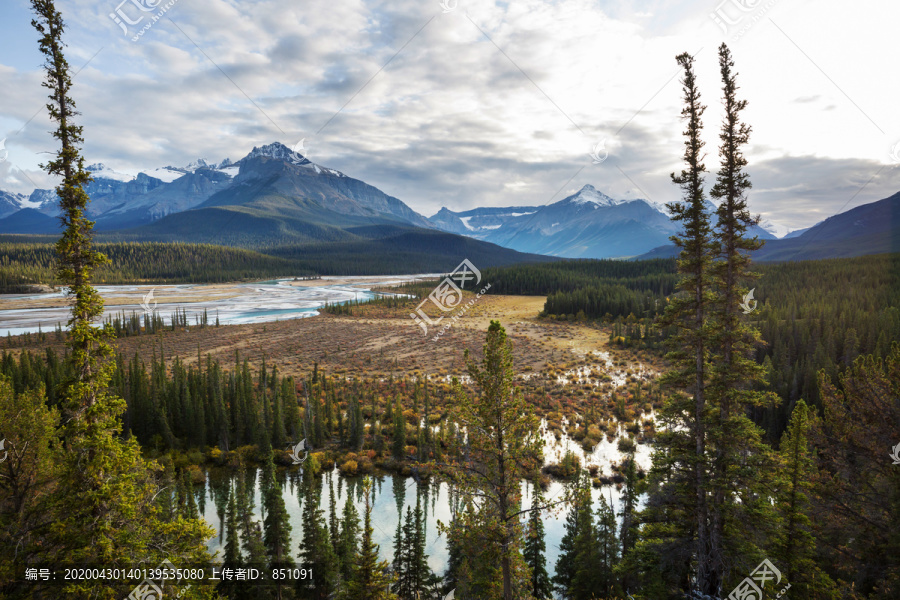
[339,460,358,476]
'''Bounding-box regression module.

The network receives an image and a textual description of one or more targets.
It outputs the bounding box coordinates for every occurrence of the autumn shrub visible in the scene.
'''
[339,459,359,476]
[186,464,206,484]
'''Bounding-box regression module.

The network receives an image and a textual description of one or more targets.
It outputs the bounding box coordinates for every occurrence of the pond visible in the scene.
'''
[194,424,654,584]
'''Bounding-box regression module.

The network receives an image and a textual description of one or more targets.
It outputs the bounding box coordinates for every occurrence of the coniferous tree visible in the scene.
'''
[775,399,834,598]
[341,477,397,600]
[298,475,340,599]
[182,469,199,520]
[569,474,600,600]
[236,461,266,583]
[553,474,588,598]
[447,321,542,600]
[263,450,294,600]
[30,2,214,597]
[443,514,463,597]
[814,346,900,598]
[523,480,552,599]
[649,50,717,597]
[329,477,340,554]
[220,485,243,599]
[393,400,406,459]
[394,507,416,599]
[337,493,361,584]
[0,377,59,590]
[706,42,776,591]
[392,517,407,596]
[595,492,620,599]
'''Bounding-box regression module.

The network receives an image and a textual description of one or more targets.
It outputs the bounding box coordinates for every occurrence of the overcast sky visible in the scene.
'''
[1,0,898,230]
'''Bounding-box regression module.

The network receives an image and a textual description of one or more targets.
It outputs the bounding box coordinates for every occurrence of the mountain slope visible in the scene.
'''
[0,190,27,219]
[635,192,900,261]
[0,208,59,234]
[428,206,540,237]
[751,192,900,261]
[478,185,678,258]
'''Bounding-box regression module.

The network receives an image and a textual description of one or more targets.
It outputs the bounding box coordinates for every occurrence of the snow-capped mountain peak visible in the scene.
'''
[86,163,134,182]
[183,158,212,171]
[566,184,622,207]
[241,142,302,163]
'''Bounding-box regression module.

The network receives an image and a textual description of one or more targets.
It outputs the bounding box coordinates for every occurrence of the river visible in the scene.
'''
[0,275,429,336]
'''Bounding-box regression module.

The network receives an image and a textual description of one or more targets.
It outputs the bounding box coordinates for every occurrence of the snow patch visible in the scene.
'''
[759,219,792,238]
[141,167,186,183]
[86,163,134,182]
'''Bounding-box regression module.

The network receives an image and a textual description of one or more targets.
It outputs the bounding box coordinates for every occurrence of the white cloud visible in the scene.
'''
[0,0,896,228]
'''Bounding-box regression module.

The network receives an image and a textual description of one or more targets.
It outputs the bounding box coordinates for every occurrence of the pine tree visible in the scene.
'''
[298,475,340,599]
[595,492,620,599]
[523,481,552,599]
[341,477,397,600]
[447,321,543,600]
[264,477,294,599]
[31,2,214,597]
[337,493,361,583]
[392,400,406,459]
[651,50,717,597]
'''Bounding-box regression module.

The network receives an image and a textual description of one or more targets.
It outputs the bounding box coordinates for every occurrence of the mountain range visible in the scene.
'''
[426,184,782,259]
[0,142,549,270]
[0,142,896,264]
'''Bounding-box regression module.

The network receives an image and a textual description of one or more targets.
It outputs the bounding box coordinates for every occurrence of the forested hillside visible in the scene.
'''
[486,253,900,437]
[0,232,553,292]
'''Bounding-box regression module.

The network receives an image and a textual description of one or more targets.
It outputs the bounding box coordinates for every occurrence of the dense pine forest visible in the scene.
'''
[486,253,900,439]
[0,241,316,291]
[0,229,552,291]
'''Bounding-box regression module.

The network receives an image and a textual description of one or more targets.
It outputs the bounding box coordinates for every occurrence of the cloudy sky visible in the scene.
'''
[1,0,898,231]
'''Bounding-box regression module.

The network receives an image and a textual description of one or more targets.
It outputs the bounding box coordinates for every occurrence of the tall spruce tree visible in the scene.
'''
[523,480,552,599]
[220,485,243,599]
[298,475,340,599]
[392,400,406,459]
[31,2,214,597]
[706,42,773,593]
[337,494,361,584]
[595,492,620,599]
[553,472,592,599]
[263,450,294,600]
[342,477,397,600]
[651,50,717,597]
